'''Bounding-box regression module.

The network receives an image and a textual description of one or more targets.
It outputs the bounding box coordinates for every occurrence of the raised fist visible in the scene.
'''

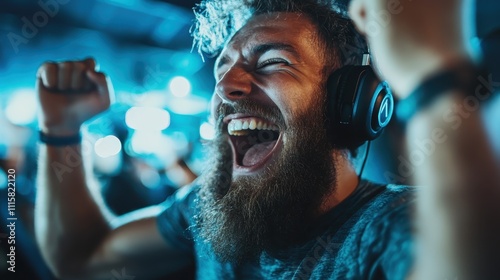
[349,0,471,97]
[36,58,113,136]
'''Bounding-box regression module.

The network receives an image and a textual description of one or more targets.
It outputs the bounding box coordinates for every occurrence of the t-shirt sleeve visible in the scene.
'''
[363,185,415,280]
[156,184,198,254]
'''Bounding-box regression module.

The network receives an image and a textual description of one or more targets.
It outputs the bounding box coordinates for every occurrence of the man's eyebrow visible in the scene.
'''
[215,42,300,72]
[251,42,299,58]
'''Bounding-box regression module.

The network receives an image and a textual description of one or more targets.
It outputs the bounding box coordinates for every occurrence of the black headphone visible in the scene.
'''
[326,54,394,149]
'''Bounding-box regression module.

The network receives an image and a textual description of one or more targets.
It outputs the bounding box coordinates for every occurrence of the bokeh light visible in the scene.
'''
[94,135,122,158]
[168,76,191,97]
[128,131,175,165]
[199,122,215,140]
[139,168,161,189]
[5,89,37,126]
[167,95,208,115]
[125,107,171,130]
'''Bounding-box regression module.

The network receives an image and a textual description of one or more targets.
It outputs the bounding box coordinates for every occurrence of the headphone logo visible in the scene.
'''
[377,91,393,128]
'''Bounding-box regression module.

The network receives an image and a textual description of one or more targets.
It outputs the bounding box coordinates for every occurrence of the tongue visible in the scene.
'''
[242,140,277,167]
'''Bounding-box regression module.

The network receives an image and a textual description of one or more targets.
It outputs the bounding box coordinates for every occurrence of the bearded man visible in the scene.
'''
[34,0,500,279]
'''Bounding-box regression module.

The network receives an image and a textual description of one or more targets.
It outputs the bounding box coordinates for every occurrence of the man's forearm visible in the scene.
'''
[409,92,500,279]
[35,144,111,278]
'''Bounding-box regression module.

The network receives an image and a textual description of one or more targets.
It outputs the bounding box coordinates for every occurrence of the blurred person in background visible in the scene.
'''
[34,0,499,280]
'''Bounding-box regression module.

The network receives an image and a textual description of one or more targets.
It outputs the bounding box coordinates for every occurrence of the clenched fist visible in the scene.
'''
[349,0,472,97]
[36,58,113,136]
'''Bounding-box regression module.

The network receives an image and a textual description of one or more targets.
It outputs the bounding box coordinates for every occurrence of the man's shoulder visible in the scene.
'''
[353,181,416,228]
[341,180,415,219]
[160,182,199,208]
[311,181,415,249]
[344,181,415,258]
[366,182,416,210]
[287,182,415,279]
[157,181,200,226]
[324,181,415,257]
[155,182,201,253]
[325,182,415,279]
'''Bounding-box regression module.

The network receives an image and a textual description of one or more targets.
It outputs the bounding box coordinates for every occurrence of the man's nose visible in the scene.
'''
[215,66,252,102]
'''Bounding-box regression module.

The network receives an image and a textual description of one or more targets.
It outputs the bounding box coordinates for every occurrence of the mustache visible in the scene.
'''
[215,100,286,132]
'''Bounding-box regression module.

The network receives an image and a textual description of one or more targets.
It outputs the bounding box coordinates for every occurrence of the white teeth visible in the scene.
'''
[235,121,242,131]
[227,118,280,136]
[249,119,257,130]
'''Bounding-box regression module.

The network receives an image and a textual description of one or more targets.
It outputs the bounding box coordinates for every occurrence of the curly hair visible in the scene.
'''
[192,0,367,73]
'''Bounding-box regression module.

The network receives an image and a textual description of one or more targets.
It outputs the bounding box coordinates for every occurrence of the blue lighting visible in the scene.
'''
[0,168,6,190]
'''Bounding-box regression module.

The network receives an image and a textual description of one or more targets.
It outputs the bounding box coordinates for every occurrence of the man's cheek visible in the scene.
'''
[286,91,315,115]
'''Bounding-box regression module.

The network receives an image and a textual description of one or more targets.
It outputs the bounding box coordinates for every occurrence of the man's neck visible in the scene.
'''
[319,154,359,215]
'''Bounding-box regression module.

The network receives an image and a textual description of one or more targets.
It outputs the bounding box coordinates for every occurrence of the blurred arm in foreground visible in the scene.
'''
[350,0,500,278]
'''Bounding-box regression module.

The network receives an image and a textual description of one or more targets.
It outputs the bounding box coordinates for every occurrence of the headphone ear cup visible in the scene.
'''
[326,66,352,145]
[327,66,394,149]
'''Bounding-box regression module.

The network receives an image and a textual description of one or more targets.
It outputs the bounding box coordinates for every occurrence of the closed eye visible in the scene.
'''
[257,58,289,69]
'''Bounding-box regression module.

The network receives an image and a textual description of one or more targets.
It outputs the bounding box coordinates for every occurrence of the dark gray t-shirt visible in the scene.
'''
[157,180,414,279]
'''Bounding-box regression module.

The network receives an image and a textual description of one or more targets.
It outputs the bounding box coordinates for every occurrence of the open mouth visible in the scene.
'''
[225,115,282,172]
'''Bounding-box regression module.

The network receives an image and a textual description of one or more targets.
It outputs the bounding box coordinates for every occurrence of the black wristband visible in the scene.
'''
[396,61,481,123]
[39,131,82,146]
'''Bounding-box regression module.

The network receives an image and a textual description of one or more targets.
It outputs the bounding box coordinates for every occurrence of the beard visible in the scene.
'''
[195,93,338,264]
